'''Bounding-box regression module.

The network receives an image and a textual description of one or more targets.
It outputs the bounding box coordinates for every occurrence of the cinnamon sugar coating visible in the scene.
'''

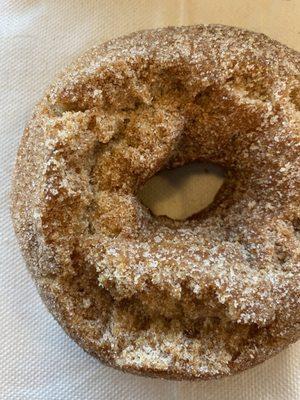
[11,25,300,379]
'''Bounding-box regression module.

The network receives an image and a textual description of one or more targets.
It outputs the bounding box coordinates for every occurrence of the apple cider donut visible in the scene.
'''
[11,25,300,379]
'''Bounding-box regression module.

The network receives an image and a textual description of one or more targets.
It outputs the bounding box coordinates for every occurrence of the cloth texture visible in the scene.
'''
[0,1,299,399]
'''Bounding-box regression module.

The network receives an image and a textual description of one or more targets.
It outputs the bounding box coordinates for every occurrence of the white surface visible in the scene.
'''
[0,1,299,399]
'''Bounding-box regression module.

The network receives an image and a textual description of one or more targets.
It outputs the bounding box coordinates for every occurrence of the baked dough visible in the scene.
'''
[11,25,300,379]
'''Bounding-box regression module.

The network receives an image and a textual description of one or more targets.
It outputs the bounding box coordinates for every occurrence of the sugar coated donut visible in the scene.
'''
[11,25,300,379]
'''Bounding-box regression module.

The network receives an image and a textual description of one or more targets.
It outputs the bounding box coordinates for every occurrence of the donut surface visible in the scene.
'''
[11,25,300,380]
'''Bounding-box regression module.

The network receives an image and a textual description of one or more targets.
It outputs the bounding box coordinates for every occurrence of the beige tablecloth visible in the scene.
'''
[0,1,299,399]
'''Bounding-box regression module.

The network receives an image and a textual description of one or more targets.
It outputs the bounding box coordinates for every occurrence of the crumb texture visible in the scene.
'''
[11,25,300,380]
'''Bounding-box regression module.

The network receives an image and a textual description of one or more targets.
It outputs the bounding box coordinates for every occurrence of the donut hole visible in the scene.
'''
[137,162,225,220]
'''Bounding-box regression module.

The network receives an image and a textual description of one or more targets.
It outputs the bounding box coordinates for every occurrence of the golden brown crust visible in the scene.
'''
[11,25,300,380]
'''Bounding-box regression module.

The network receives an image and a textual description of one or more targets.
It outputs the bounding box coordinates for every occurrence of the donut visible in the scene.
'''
[11,25,300,380]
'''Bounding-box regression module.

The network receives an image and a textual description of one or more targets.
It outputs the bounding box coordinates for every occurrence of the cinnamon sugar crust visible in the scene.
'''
[11,25,300,379]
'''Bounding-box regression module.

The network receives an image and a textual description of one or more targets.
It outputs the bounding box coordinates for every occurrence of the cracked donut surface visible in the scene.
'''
[11,25,300,379]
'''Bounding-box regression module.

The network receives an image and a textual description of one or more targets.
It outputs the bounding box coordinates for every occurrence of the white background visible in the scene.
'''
[0,1,299,399]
